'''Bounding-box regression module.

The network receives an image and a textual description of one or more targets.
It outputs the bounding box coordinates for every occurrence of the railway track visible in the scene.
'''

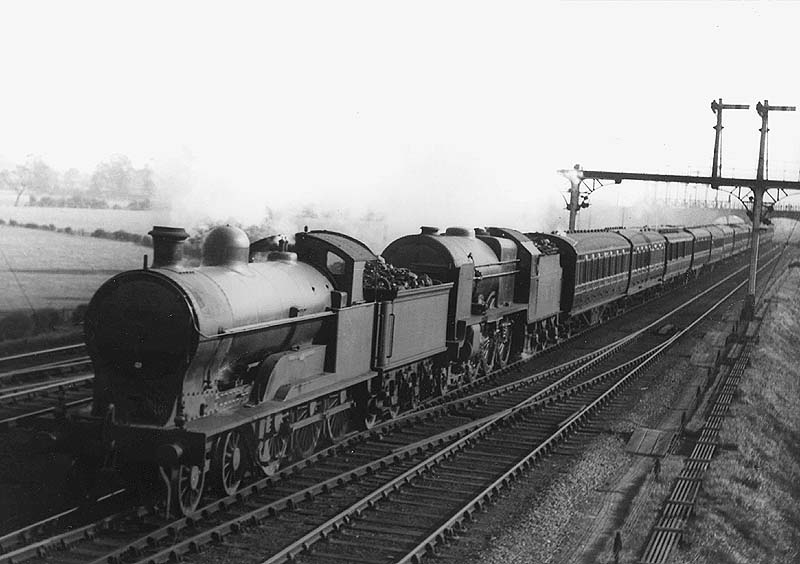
[0,378,94,430]
[0,344,87,380]
[0,344,92,429]
[0,250,776,564]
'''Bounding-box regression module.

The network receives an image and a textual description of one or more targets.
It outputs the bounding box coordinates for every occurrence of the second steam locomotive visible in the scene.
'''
[75,220,769,514]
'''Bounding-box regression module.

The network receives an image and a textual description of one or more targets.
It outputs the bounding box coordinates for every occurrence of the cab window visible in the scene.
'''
[326,251,346,275]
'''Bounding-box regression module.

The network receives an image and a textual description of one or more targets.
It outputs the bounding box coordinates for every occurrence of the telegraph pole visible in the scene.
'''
[711,99,749,184]
[743,100,796,319]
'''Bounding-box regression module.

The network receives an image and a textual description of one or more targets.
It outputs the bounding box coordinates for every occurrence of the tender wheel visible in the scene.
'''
[292,421,322,459]
[522,327,535,356]
[171,463,204,516]
[213,431,245,496]
[256,433,288,476]
[399,378,419,411]
[433,366,446,396]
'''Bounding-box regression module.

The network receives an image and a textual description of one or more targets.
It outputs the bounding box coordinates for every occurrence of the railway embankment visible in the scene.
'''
[667,263,800,563]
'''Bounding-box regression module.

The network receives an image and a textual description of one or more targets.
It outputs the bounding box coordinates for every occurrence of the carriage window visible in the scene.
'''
[326,251,346,275]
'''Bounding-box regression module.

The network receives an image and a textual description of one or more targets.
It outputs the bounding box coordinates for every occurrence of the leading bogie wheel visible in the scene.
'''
[171,463,205,516]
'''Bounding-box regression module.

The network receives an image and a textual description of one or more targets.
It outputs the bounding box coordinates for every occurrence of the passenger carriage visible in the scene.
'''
[533,230,630,326]
[729,223,751,256]
[684,226,713,274]
[658,227,694,283]
[615,229,665,295]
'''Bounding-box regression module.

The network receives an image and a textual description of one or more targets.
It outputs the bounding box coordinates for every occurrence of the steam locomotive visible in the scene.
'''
[73,220,770,514]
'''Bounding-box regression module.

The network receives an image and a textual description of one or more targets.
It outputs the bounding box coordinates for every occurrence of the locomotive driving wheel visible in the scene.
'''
[471,332,494,376]
[325,410,351,442]
[213,430,245,496]
[493,323,512,368]
[292,421,322,459]
[170,463,205,516]
[256,433,288,476]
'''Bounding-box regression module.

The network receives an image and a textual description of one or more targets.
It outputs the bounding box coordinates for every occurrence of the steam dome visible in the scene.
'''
[202,225,250,267]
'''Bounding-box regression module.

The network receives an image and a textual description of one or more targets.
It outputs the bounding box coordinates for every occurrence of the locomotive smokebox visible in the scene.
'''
[149,226,190,268]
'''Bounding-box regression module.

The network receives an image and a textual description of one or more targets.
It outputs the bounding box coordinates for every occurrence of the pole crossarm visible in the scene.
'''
[579,169,800,191]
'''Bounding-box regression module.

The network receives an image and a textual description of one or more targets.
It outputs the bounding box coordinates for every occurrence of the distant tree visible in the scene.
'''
[90,155,156,199]
[90,154,134,197]
[133,166,155,197]
[61,168,89,194]
[26,156,59,194]
[0,165,30,206]
[0,156,59,205]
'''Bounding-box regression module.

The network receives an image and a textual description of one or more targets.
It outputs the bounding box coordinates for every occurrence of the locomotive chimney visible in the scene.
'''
[148,226,190,268]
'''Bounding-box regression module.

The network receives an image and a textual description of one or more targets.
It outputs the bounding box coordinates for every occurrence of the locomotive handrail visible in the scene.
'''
[475,269,521,280]
[197,310,336,340]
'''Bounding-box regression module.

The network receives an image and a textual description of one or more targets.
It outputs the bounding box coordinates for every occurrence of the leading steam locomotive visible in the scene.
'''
[72,220,770,514]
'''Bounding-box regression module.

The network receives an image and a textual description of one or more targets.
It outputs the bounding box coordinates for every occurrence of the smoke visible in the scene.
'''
[148,147,568,253]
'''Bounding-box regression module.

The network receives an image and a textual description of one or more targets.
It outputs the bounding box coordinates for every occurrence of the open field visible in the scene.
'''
[0,189,170,236]
[0,225,153,312]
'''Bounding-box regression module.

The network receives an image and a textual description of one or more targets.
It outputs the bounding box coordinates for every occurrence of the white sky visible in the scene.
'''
[1,1,799,231]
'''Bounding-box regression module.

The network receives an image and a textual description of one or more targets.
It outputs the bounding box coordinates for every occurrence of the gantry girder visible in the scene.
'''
[579,168,797,209]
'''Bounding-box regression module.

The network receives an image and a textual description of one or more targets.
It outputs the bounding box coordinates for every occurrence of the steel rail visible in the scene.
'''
[0,374,94,402]
[0,357,91,383]
[0,344,85,365]
[0,396,93,429]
